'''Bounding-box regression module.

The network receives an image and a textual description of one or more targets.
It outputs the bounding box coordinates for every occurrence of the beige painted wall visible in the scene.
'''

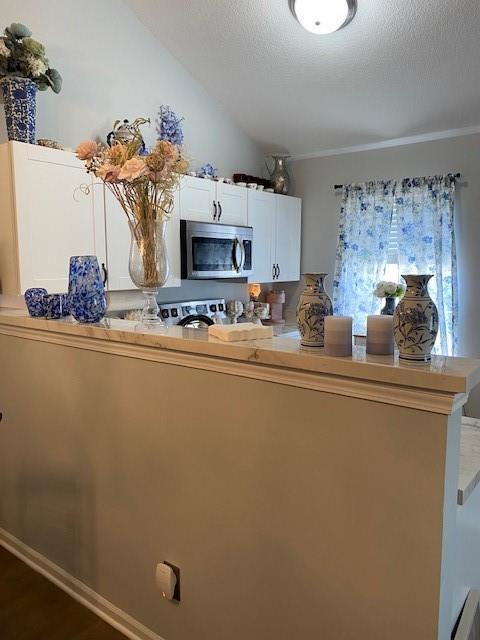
[285,133,480,415]
[0,333,459,639]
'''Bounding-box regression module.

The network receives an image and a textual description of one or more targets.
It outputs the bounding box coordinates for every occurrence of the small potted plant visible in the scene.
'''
[0,23,62,143]
[373,280,406,315]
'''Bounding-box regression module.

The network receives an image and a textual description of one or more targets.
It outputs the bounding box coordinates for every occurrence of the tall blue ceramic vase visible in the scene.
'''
[0,77,38,143]
[68,256,106,323]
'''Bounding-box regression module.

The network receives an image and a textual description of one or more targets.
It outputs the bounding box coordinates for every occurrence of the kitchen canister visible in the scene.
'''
[68,256,107,323]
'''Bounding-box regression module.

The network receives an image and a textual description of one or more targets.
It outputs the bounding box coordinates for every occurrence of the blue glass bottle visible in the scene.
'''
[68,256,106,323]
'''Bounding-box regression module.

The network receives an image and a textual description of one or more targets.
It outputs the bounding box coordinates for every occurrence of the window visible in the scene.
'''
[333,176,458,354]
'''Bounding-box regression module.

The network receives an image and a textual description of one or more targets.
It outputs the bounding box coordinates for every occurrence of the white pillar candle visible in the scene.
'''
[324,316,353,357]
[366,315,394,355]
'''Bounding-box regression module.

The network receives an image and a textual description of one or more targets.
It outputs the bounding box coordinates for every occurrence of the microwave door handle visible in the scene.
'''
[239,240,246,272]
[233,238,242,273]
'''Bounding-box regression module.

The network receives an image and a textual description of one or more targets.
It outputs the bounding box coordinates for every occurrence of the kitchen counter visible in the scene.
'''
[0,311,479,406]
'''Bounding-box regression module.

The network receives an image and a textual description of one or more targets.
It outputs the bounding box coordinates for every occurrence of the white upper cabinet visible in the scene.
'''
[275,194,301,282]
[247,190,276,283]
[215,182,248,225]
[104,186,181,291]
[2,142,106,294]
[179,176,247,226]
[0,143,301,297]
[247,191,301,284]
[178,175,216,223]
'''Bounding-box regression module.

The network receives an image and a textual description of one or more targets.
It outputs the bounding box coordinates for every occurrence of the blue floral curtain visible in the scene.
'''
[333,181,396,333]
[396,176,458,355]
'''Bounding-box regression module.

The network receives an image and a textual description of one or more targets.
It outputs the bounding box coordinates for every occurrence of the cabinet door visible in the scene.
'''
[275,195,301,282]
[12,143,106,293]
[215,182,248,226]
[178,175,216,223]
[104,187,181,291]
[247,190,276,283]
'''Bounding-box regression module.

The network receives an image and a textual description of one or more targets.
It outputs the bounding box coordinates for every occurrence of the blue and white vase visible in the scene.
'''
[68,256,106,323]
[0,77,37,143]
[25,287,48,317]
[393,274,439,362]
[381,296,396,316]
[296,273,333,347]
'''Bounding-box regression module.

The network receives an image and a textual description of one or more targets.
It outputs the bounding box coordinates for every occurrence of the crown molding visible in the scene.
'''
[290,125,480,161]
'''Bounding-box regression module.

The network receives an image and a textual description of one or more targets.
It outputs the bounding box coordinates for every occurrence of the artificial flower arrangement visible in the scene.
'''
[0,23,62,92]
[373,281,406,299]
[76,117,188,321]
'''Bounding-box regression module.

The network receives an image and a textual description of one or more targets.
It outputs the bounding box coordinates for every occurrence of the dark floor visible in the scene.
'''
[0,546,126,639]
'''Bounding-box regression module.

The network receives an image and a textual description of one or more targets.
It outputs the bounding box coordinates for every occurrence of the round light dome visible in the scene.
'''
[289,0,357,34]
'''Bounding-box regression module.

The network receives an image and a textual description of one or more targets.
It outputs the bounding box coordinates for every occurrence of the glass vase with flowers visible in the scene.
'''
[76,118,188,328]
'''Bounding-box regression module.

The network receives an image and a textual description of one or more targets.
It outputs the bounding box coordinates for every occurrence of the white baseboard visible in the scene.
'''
[0,528,165,640]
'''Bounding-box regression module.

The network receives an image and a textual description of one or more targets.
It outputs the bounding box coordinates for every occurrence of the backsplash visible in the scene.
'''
[108,280,250,311]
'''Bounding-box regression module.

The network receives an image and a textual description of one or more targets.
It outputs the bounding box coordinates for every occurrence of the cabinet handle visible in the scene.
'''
[0,412,2,423]
[272,263,276,280]
[213,201,217,221]
[101,262,108,286]
[277,264,280,280]
[217,201,222,221]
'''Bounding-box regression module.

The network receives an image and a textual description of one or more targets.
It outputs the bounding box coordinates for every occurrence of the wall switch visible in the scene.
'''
[156,562,180,602]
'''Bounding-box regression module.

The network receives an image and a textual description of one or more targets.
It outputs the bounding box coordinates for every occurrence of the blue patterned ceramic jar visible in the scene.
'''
[296,273,333,347]
[68,256,106,323]
[24,287,48,317]
[0,77,37,143]
[393,274,439,362]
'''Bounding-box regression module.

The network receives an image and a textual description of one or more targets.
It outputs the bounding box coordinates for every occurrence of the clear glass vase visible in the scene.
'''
[128,218,169,328]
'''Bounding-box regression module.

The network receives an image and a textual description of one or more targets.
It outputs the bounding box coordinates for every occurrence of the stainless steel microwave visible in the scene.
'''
[181,220,253,279]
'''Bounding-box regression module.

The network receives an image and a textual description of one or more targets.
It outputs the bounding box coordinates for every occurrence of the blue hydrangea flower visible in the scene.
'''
[198,163,217,178]
[156,104,184,146]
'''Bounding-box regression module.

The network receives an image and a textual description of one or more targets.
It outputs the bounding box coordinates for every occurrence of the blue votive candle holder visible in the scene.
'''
[25,288,48,317]
[45,293,69,319]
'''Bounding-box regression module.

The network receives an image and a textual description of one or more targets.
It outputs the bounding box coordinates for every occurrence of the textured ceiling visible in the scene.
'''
[126,0,480,156]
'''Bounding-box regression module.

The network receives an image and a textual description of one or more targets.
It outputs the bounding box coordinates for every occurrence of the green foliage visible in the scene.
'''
[0,23,62,93]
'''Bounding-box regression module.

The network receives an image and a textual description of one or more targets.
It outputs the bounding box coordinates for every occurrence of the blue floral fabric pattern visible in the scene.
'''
[396,176,457,355]
[333,181,395,334]
[333,175,458,355]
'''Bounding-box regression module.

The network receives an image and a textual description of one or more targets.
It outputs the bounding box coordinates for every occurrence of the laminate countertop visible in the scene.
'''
[1,310,480,398]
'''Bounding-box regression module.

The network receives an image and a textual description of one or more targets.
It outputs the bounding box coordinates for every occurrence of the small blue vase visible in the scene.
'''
[25,287,48,317]
[68,256,106,323]
[0,77,37,143]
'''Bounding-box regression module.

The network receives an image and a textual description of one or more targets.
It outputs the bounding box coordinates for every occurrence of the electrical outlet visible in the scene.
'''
[155,561,181,602]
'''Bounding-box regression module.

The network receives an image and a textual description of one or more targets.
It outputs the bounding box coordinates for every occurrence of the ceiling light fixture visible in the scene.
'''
[289,0,357,35]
